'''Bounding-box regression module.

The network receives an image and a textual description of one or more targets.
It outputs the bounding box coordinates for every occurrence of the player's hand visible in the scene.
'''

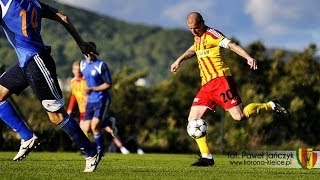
[80,42,99,56]
[86,87,93,95]
[247,58,258,70]
[170,61,180,74]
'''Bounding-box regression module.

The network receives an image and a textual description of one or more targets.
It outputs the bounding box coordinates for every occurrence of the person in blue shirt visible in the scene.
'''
[0,0,101,172]
[80,42,112,155]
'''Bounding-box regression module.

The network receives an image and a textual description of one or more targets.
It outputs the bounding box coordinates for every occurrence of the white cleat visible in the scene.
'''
[83,152,102,172]
[13,134,40,161]
[137,148,144,155]
[120,146,130,155]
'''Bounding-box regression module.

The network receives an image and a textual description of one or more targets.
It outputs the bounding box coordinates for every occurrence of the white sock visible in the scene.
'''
[201,153,213,159]
[268,101,276,110]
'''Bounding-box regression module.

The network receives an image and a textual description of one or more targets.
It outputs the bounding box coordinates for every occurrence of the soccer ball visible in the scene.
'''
[187,119,207,139]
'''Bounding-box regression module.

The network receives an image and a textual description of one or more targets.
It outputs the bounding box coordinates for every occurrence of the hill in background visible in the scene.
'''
[0,0,315,83]
[0,0,192,83]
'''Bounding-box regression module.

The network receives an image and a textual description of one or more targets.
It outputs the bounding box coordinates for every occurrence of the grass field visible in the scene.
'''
[0,152,319,179]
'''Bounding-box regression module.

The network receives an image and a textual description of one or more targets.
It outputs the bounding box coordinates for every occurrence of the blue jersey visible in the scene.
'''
[80,59,112,103]
[0,0,57,67]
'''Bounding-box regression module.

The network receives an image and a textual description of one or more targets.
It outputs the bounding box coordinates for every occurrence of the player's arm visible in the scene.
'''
[87,63,112,93]
[88,83,111,93]
[39,2,96,55]
[170,45,196,73]
[67,94,76,114]
[227,42,258,70]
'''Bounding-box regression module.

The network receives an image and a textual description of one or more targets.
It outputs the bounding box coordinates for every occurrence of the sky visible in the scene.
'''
[56,0,320,54]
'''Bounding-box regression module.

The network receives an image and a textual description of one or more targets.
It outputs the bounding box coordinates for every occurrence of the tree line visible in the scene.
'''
[1,42,319,153]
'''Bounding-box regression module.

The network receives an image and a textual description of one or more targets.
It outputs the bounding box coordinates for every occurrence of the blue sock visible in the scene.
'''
[0,101,33,141]
[58,116,96,157]
[94,132,105,153]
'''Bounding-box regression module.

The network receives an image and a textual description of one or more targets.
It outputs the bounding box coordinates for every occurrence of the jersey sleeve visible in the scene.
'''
[39,1,58,19]
[80,60,86,72]
[101,63,112,85]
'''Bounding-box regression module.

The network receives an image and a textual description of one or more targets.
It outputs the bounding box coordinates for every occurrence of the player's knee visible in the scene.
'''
[47,110,65,124]
[231,113,246,121]
[0,92,9,102]
[83,128,91,136]
[91,122,101,134]
[49,116,62,124]
[42,99,65,124]
[232,115,242,121]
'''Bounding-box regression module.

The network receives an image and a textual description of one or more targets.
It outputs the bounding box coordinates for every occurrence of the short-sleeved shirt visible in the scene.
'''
[68,77,87,113]
[193,26,232,86]
[80,58,112,103]
[0,0,58,67]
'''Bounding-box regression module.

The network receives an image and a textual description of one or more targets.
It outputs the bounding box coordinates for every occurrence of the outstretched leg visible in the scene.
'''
[0,101,39,161]
[48,109,102,172]
[228,100,290,121]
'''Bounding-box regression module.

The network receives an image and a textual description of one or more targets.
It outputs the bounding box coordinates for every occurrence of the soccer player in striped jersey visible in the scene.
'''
[170,12,290,166]
[67,60,87,131]
[0,0,101,172]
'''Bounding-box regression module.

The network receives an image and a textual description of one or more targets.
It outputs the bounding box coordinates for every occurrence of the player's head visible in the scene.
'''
[84,42,99,61]
[88,42,99,56]
[186,12,206,37]
[72,60,82,78]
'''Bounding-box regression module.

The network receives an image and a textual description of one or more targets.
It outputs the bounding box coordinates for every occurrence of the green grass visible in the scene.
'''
[0,152,319,180]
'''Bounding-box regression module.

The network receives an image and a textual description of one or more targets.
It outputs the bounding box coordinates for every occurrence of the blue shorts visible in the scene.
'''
[84,99,110,121]
[0,52,63,102]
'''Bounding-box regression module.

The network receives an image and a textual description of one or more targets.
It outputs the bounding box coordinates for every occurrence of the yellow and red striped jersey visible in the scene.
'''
[193,27,232,85]
[67,77,87,113]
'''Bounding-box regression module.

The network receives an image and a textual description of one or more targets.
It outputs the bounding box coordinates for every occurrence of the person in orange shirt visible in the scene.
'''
[170,12,290,166]
[67,61,130,154]
[67,60,87,131]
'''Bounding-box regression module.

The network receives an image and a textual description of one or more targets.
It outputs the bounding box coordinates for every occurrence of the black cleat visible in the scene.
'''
[271,100,290,120]
[191,157,214,166]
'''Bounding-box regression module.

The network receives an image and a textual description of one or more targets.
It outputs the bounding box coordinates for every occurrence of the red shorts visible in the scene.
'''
[79,112,85,122]
[192,76,242,110]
